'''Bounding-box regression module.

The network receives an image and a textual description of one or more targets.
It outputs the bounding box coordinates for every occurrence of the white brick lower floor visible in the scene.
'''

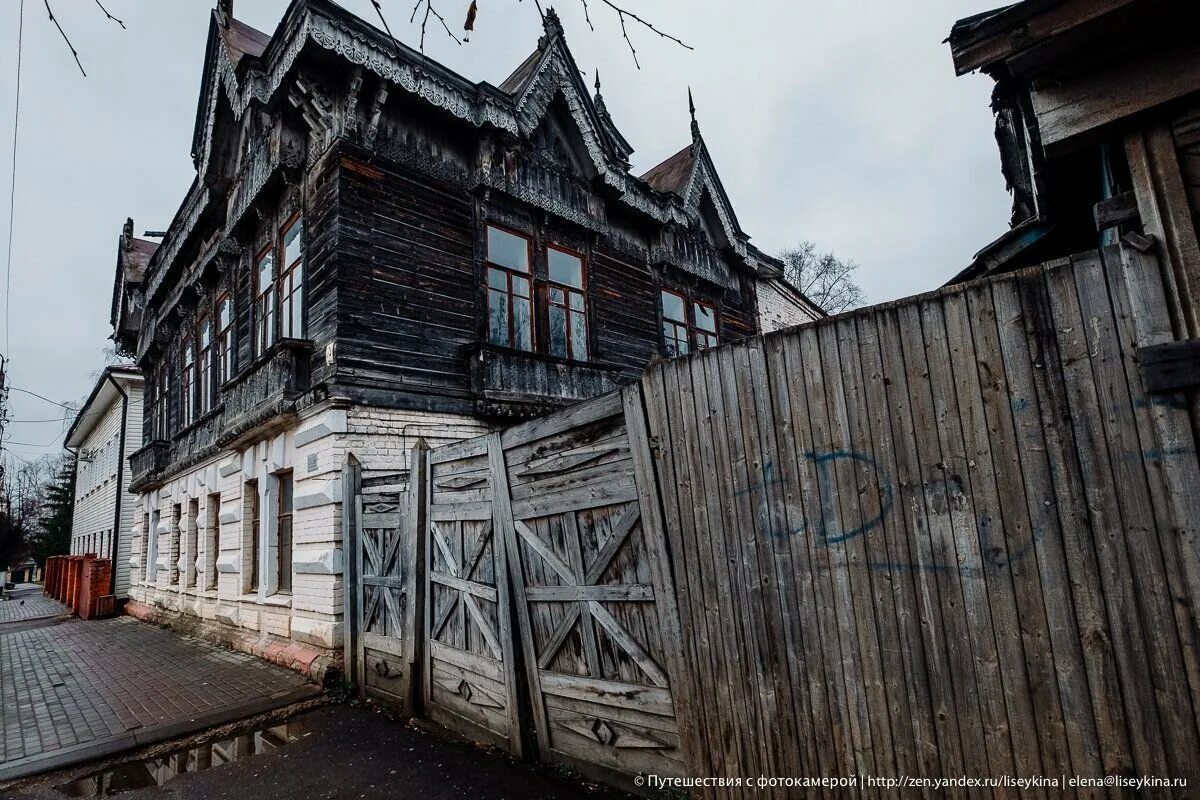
[127,402,491,657]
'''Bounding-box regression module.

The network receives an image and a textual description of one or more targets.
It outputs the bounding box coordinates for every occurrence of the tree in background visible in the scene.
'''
[29,458,75,565]
[0,457,53,569]
[780,241,866,314]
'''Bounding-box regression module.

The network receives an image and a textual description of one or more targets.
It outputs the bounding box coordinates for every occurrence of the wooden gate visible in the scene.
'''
[494,391,688,781]
[344,453,424,712]
[424,436,524,755]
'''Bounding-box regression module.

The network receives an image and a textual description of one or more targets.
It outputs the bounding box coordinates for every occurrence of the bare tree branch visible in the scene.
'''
[93,0,125,29]
[780,241,865,314]
[383,0,689,66]
[595,0,692,69]
[43,0,86,77]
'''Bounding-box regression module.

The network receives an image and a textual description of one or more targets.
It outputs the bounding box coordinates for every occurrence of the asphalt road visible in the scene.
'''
[6,704,635,800]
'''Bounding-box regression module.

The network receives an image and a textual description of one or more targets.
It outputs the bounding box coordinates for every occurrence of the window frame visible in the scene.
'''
[152,362,169,440]
[660,288,720,356]
[215,292,234,388]
[485,224,535,352]
[278,213,305,340]
[206,492,220,591]
[197,313,213,416]
[276,471,294,595]
[180,334,195,430]
[186,497,199,588]
[247,480,260,593]
[544,243,589,361]
[253,245,277,358]
[661,289,690,358]
[692,300,719,350]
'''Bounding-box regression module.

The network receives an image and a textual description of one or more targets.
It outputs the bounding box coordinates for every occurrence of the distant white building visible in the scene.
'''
[66,365,144,599]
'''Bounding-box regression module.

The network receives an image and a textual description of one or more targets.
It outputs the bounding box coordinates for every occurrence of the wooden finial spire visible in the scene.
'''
[688,87,700,139]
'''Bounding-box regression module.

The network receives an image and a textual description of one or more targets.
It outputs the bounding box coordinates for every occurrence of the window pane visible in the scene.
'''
[548,248,582,288]
[265,289,276,348]
[488,288,508,345]
[549,305,567,358]
[487,267,507,290]
[694,302,717,333]
[569,291,584,311]
[487,226,529,272]
[280,474,293,512]
[549,286,565,304]
[513,296,533,351]
[291,283,304,338]
[284,219,303,266]
[218,296,231,329]
[570,310,588,361]
[257,250,274,292]
[661,290,685,323]
[513,275,530,298]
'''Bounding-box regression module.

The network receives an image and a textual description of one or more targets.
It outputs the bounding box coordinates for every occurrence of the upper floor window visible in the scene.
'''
[693,301,719,349]
[661,291,720,357]
[154,363,169,439]
[486,225,533,352]
[254,247,276,357]
[198,314,213,415]
[216,293,234,386]
[661,290,690,357]
[180,335,195,428]
[547,246,588,361]
[279,216,304,339]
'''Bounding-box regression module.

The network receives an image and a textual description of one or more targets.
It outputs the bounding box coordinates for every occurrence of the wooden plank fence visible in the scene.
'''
[353,239,1200,795]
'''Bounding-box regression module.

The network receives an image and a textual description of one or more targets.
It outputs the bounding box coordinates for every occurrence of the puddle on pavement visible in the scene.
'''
[56,712,318,797]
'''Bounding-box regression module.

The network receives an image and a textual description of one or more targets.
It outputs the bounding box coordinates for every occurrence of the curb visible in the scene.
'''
[0,683,323,784]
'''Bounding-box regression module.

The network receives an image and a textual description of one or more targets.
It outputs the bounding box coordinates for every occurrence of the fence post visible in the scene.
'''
[342,453,363,694]
[403,439,430,715]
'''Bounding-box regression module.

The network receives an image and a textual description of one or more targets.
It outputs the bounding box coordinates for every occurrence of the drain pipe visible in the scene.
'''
[106,372,130,598]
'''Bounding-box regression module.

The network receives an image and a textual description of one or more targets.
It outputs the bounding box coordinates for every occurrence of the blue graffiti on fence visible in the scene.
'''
[738,452,1039,578]
[735,450,893,545]
[802,450,894,545]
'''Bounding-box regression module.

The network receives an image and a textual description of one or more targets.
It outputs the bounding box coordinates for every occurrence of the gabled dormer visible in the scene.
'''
[111,218,159,356]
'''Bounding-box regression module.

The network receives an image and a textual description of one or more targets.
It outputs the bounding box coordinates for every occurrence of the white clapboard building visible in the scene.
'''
[65,365,144,599]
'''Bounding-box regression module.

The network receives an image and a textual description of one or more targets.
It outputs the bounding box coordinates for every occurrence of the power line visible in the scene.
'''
[10,386,75,410]
[5,0,24,358]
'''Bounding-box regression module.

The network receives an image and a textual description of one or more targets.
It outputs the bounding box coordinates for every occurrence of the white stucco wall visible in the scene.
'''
[128,402,491,653]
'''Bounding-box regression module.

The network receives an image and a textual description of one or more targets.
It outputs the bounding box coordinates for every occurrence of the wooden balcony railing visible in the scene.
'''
[128,440,170,490]
[470,344,620,418]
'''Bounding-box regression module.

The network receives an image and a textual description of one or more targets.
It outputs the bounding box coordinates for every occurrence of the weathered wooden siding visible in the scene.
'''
[590,243,660,380]
[398,239,1200,793]
[334,144,479,410]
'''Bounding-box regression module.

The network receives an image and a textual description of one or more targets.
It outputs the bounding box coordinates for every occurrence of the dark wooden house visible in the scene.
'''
[110,0,818,655]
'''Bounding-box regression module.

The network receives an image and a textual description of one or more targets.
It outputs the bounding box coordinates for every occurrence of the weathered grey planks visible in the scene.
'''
[392,241,1199,796]
[634,241,1200,795]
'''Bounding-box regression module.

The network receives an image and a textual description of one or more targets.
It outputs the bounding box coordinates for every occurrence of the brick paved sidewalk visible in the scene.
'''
[0,616,320,781]
[0,588,68,626]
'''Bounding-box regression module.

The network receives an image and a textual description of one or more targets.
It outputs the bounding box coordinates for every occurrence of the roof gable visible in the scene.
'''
[507,11,634,175]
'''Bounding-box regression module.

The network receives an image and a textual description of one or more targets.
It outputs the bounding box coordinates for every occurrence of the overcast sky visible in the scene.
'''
[0,0,1009,463]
